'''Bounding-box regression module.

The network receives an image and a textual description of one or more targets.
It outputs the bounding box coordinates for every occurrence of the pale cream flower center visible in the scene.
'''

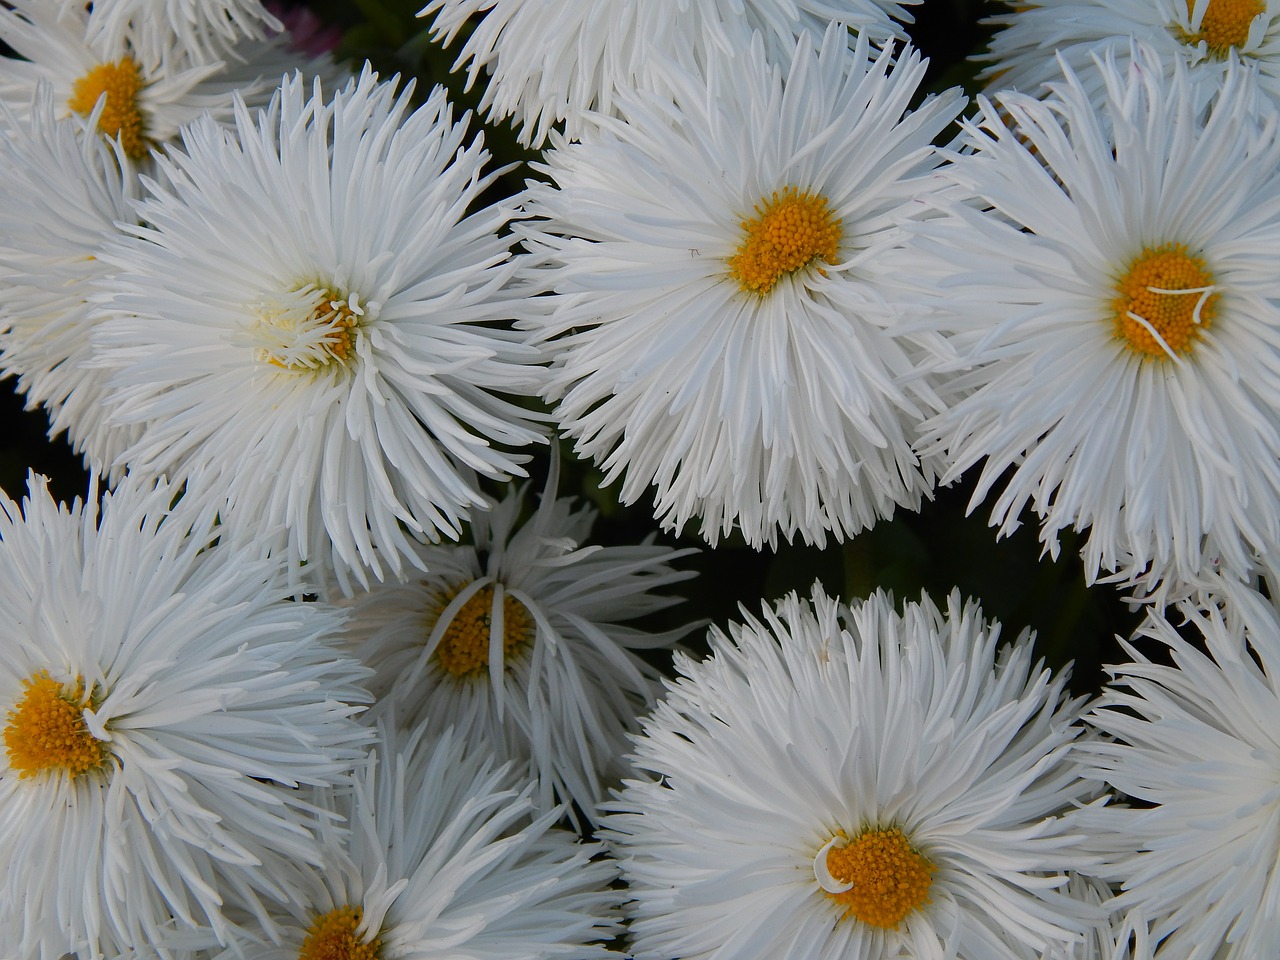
[68,57,150,160]
[253,284,367,370]
[729,187,842,295]
[298,905,380,960]
[3,670,111,779]
[814,828,934,929]
[432,583,533,678]
[1112,244,1217,361]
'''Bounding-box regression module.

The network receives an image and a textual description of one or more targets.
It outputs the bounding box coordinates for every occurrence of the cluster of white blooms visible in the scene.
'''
[6,0,1280,958]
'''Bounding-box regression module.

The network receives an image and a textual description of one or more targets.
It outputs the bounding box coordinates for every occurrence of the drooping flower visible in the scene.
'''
[604,585,1100,960]
[418,0,920,146]
[0,471,372,960]
[912,45,1280,596]
[93,68,547,591]
[346,470,698,824]
[520,27,964,549]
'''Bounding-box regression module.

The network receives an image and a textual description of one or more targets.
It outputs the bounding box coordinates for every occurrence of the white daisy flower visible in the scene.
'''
[87,0,284,68]
[912,46,1280,596]
[985,0,1280,110]
[1078,577,1280,960]
[419,0,920,146]
[216,721,621,960]
[0,0,341,165]
[346,469,699,824]
[0,86,140,475]
[0,471,373,960]
[94,69,547,592]
[603,584,1100,960]
[520,27,965,549]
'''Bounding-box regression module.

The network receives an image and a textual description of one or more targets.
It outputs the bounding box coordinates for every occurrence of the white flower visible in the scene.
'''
[1078,576,1280,960]
[985,0,1280,111]
[216,721,621,960]
[519,27,964,549]
[603,584,1100,960]
[87,0,283,68]
[0,472,373,960]
[93,69,547,592]
[346,470,699,824]
[418,0,920,146]
[0,86,140,475]
[912,46,1280,597]
[0,0,336,166]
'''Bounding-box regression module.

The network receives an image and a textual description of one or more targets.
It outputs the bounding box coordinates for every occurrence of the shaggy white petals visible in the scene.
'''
[347,470,698,825]
[88,0,283,68]
[419,0,919,146]
[0,472,372,960]
[94,69,546,591]
[1080,577,1280,960]
[913,46,1280,597]
[604,585,1099,960]
[220,721,621,960]
[521,27,964,548]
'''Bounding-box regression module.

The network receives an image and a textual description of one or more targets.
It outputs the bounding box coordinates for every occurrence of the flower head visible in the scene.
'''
[520,27,964,548]
[94,68,547,591]
[603,585,1099,960]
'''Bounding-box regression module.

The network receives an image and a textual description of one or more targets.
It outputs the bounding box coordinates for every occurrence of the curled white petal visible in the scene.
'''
[813,836,854,894]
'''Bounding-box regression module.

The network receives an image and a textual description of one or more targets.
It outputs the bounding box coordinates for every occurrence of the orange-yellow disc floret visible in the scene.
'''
[1112,243,1217,360]
[68,57,150,160]
[822,827,934,929]
[4,670,110,779]
[298,905,381,960]
[728,186,842,295]
[432,583,533,678]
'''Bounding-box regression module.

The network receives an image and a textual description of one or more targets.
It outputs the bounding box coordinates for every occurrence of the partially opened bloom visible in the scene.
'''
[521,28,964,548]
[913,47,1280,595]
[0,472,372,960]
[1080,577,1280,960]
[220,721,621,960]
[346,473,699,823]
[604,585,1100,960]
[94,69,546,591]
[419,0,920,146]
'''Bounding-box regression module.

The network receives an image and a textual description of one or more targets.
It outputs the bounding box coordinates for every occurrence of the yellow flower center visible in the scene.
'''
[815,828,934,929]
[728,186,842,295]
[254,284,365,370]
[3,670,111,780]
[298,905,380,960]
[433,583,533,678]
[68,57,150,160]
[1112,244,1217,361]
[1182,0,1266,52]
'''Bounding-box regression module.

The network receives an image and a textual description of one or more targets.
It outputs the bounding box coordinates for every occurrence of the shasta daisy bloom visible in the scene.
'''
[0,471,373,960]
[217,721,621,960]
[0,87,140,475]
[419,0,920,146]
[912,47,1280,595]
[1077,577,1280,960]
[520,27,965,549]
[984,0,1280,111]
[346,471,699,824]
[603,585,1100,960]
[0,0,341,165]
[93,69,547,592]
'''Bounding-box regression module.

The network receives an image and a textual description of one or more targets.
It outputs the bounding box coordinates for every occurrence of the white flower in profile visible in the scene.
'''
[1077,574,1280,960]
[0,86,140,475]
[217,720,621,960]
[94,69,547,592]
[985,0,1280,111]
[603,585,1100,960]
[0,472,373,960]
[87,0,284,67]
[912,46,1280,597]
[418,0,921,146]
[0,0,338,166]
[520,27,964,549]
[346,468,699,824]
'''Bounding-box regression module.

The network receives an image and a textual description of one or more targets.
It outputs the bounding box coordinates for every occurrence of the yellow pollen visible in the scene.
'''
[433,584,533,678]
[1182,0,1266,52]
[1112,244,1217,360]
[728,186,842,295]
[821,828,934,929]
[298,905,381,960]
[3,670,110,780]
[68,57,149,161]
[256,285,363,370]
